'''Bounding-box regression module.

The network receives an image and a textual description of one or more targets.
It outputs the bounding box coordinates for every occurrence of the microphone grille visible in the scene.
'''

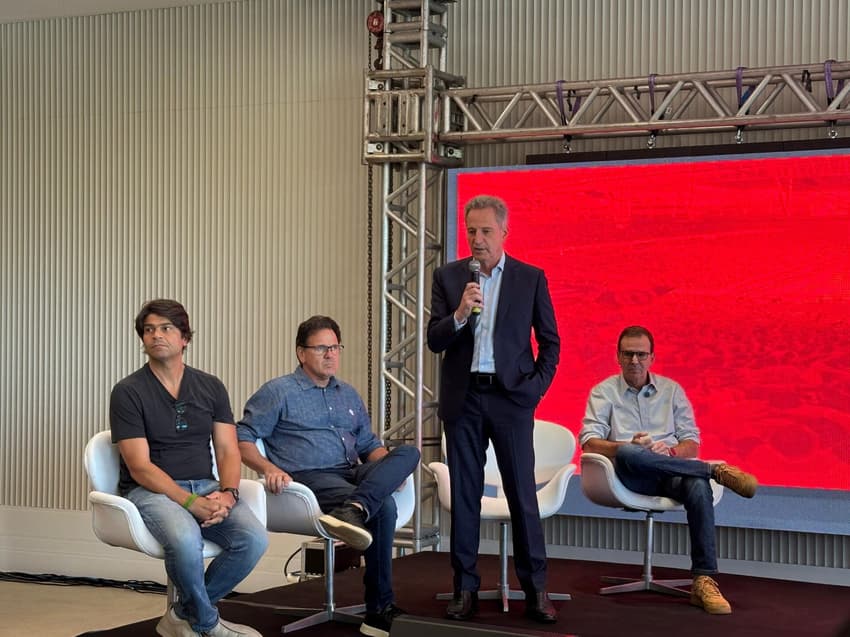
[468,258,481,273]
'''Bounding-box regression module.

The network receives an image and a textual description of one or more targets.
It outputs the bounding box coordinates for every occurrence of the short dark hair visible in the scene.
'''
[617,325,654,353]
[134,299,194,345]
[296,315,341,348]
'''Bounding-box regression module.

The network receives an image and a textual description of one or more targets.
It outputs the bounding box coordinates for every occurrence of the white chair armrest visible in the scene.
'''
[427,462,452,513]
[392,476,415,530]
[88,491,165,558]
[536,463,577,518]
[581,453,631,508]
[703,460,726,506]
[238,478,267,527]
[263,480,327,537]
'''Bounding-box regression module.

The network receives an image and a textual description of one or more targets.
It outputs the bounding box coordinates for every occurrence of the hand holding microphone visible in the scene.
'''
[468,258,482,315]
[454,258,484,323]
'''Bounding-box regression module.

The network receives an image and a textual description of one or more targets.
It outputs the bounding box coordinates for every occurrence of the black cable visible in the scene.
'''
[0,571,166,595]
[282,547,301,580]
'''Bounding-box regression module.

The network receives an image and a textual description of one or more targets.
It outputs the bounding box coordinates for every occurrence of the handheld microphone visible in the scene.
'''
[468,258,482,315]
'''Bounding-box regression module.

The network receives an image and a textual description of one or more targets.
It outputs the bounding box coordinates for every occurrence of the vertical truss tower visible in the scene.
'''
[363,0,463,551]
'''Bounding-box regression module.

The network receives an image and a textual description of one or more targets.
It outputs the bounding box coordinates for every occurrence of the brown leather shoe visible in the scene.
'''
[712,464,758,498]
[525,591,557,624]
[690,575,732,614]
[445,590,478,621]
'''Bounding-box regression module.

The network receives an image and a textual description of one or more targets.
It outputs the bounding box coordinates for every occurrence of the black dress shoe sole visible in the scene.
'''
[525,611,558,624]
[445,598,478,621]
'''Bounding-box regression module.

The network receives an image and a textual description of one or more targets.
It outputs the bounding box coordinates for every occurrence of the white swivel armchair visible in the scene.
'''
[255,439,416,634]
[83,430,267,610]
[580,452,723,596]
[428,419,576,612]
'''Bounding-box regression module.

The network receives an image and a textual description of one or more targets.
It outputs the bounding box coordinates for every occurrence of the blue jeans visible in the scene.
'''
[127,479,269,632]
[292,445,420,613]
[613,445,718,575]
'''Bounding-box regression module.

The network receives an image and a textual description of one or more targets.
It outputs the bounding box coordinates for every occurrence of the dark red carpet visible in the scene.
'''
[79,552,849,637]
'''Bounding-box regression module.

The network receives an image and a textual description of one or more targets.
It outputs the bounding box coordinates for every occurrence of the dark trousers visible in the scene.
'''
[444,385,547,594]
[614,444,718,574]
[292,445,420,612]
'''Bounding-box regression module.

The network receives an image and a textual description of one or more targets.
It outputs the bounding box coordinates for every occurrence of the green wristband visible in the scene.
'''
[182,493,199,509]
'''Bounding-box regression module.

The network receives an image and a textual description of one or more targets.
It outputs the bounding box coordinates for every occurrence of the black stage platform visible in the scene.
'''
[79,552,849,637]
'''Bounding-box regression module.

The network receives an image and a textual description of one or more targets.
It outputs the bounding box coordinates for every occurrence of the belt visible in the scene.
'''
[470,372,497,386]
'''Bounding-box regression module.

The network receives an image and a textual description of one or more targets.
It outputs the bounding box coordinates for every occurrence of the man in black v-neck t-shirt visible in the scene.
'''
[110,299,267,637]
[112,363,231,494]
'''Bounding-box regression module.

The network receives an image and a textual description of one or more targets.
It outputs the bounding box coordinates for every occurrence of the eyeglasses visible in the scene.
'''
[174,401,188,432]
[301,344,344,355]
[619,350,651,362]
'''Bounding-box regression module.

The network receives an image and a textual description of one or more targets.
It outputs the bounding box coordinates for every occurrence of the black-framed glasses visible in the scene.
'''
[619,350,651,362]
[301,344,344,355]
[174,401,188,432]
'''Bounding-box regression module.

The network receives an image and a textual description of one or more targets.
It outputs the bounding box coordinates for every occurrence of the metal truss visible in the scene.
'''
[366,60,850,160]
[375,0,454,70]
[369,0,459,553]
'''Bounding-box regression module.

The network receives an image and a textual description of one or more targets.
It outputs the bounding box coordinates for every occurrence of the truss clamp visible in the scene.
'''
[437,144,462,160]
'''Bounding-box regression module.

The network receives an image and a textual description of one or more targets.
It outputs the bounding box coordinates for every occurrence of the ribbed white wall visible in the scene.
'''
[0,0,376,510]
[1,0,848,577]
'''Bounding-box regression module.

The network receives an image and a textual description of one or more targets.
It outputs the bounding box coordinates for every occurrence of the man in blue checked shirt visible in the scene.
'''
[237,315,420,637]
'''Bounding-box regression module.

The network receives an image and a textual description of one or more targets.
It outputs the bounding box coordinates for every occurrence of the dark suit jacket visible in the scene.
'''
[427,254,560,421]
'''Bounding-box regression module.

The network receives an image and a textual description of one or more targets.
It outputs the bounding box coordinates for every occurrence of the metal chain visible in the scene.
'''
[366,26,374,418]
[384,206,393,433]
[367,167,374,419]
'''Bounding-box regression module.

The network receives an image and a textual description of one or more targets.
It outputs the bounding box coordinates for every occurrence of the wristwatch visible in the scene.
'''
[221,487,240,502]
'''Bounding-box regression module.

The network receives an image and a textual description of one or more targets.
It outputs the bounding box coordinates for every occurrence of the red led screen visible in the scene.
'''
[453,152,850,490]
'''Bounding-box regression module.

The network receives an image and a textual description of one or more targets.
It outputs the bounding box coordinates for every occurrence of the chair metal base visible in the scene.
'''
[598,510,693,598]
[436,522,571,612]
[223,599,366,633]
[225,535,366,633]
[600,575,691,597]
[274,604,365,633]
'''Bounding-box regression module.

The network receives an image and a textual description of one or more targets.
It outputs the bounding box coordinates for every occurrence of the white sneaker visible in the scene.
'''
[156,608,198,637]
[202,618,263,637]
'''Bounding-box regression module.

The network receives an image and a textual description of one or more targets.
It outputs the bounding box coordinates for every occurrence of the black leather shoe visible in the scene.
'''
[445,590,478,621]
[317,503,372,551]
[525,591,557,624]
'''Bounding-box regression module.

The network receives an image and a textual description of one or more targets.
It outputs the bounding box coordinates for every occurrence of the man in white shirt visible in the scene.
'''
[580,325,757,615]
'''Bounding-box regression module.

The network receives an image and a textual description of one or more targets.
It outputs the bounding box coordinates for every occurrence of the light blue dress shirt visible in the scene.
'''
[470,252,505,373]
[579,372,701,448]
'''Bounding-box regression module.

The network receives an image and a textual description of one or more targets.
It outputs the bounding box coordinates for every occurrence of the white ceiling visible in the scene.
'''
[0,0,224,24]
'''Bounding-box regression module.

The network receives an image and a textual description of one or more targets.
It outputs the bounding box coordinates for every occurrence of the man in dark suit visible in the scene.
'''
[427,194,561,624]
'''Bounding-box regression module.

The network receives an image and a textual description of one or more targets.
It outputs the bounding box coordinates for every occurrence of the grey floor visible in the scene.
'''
[0,581,165,636]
